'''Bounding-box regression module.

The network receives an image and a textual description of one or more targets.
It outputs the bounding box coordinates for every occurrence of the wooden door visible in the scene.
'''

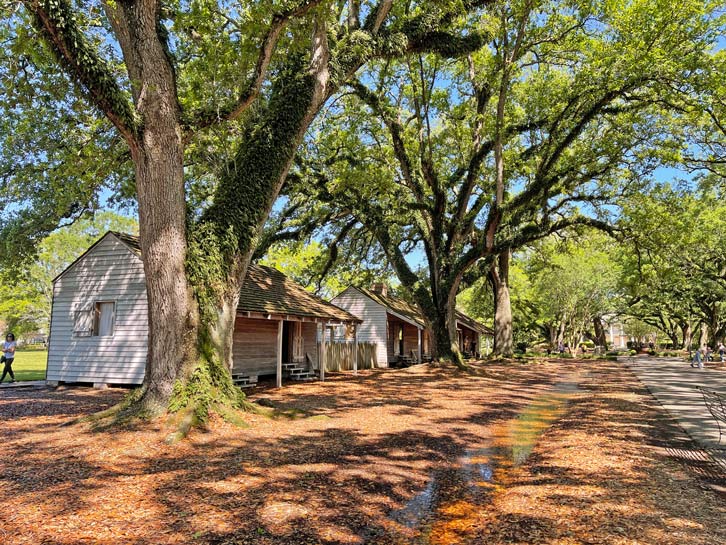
[292,321,304,363]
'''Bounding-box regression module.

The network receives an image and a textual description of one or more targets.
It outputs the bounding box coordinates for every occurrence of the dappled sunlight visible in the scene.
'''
[0,361,724,544]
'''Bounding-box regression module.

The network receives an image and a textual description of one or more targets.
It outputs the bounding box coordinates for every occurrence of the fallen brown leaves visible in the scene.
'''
[0,362,723,545]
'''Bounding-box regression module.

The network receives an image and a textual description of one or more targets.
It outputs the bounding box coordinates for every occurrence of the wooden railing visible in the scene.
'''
[318,341,377,371]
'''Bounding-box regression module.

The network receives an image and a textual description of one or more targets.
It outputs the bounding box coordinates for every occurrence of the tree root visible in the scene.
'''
[165,407,200,444]
[62,388,143,427]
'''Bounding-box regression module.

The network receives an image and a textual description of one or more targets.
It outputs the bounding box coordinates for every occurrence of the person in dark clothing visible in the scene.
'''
[0,333,17,383]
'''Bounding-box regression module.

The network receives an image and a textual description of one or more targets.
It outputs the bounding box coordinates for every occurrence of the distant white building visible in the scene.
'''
[332,284,491,366]
[602,315,628,348]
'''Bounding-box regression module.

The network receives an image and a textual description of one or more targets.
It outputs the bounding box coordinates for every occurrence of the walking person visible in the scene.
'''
[719,342,725,362]
[691,346,704,369]
[0,333,17,383]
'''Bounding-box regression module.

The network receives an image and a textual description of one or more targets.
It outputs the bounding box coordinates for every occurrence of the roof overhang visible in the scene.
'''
[386,310,425,329]
[236,310,360,325]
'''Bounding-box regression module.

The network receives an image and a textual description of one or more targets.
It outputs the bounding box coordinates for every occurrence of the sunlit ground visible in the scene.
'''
[0,360,723,545]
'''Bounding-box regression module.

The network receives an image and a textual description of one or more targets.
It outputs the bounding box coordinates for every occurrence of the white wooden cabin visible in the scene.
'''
[47,232,362,388]
[47,231,148,386]
[332,284,492,366]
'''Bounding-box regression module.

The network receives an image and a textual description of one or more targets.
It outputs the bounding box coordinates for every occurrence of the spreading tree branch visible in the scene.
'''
[24,0,139,146]
[189,0,326,133]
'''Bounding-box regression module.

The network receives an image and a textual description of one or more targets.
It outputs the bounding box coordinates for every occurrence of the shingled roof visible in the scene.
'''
[111,231,141,255]
[455,311,493,335]
[108,232,359,323]
[352,286,491,334]
[239,264,360,323]
[354,286,427,327]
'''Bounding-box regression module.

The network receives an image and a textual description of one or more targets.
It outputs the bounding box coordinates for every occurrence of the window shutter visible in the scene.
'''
[73,308,94,337]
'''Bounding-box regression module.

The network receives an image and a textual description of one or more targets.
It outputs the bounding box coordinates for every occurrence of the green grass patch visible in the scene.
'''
[4,349,47,382]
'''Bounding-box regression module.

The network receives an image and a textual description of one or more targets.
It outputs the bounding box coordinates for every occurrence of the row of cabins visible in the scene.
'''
[46,232,491,388]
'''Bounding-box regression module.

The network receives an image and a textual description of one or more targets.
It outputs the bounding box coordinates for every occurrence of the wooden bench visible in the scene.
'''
[698,387,726,445]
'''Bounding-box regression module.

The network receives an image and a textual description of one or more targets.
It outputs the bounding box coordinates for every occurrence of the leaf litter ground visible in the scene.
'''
[0,361,723,544]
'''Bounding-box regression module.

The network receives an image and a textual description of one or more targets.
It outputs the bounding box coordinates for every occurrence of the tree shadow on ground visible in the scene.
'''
[0,361,724,545]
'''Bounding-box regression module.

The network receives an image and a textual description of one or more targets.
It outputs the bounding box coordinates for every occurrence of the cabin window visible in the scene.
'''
[93,302,115,337]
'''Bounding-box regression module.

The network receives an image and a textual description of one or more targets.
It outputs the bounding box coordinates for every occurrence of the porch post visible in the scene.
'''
[417,328,422,363]
[353,324,359,375]
[276,319,283,388]
[320,323,326,382]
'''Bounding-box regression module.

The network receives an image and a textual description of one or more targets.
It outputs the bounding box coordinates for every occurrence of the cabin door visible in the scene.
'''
[291,321,304,363]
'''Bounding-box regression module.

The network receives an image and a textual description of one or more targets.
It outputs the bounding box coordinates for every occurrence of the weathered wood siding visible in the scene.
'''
[386,318,422,362]
[232,318,319,376]
[232,318,279,375]
[459,325,481,357]
[301,322,319,367]
[47,234,148,384]
[403,323,421,359]
[331,287,389,367]
[320,342,377,371]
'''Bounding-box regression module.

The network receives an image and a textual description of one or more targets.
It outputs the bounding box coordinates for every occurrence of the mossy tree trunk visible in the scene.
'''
[169,29,331,418]
[27,0,491,423]
[426,281,465,367]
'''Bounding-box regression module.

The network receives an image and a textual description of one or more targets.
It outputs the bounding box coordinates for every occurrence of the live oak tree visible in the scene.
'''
[520,232,621,351]
[1,0,490,425]
[277,0,721,364]
[619,183,726,348]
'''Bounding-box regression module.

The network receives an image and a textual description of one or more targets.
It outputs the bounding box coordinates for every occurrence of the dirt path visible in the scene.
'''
[0,361,723,544]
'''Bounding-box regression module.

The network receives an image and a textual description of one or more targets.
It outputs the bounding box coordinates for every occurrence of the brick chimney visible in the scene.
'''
[371,283,388,297]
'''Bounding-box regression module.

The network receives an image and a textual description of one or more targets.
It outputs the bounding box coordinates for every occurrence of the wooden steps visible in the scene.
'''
[282,362,318,381]
[232,374,259,388]
[232,363,318,388]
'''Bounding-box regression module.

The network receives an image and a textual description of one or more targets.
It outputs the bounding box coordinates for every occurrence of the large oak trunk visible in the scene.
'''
[431,318,460,363]
[699,322,709,348]
[680,321,692,349]
[593,316,607,349]
[489,250,513,356]
[423,272,466,367]
[114,1,198,415]
[134,147,198,415]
